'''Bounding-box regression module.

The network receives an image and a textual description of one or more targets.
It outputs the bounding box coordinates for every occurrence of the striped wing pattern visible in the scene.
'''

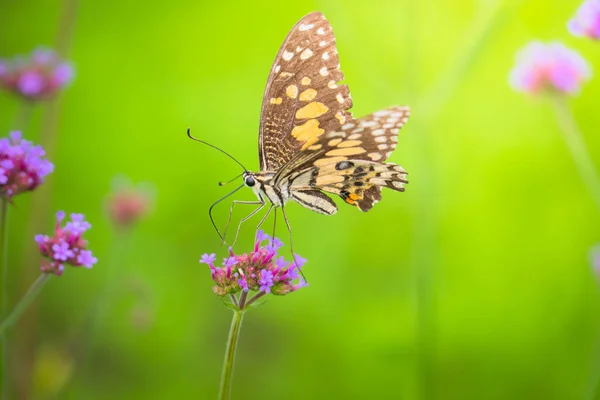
[278,106,410,212]
[258,12,354,172]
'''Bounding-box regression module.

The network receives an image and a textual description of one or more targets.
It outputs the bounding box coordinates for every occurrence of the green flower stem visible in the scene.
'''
[586,328,600,400]
[229,294,239,308]
[244,291,266,308]
[551,95,600,211]
[238,290,248,309]
[13,102,33,132]
[0,274,50,337]
[0,199,8,400]
[219,309,244,400]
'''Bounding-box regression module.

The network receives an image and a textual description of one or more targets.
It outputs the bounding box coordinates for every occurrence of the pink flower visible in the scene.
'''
[509,41,591,95]
[0,47,73,101]
[36,211,97,276]
[568,0,600,40]
[201,231,307,297]
[0,131,54,199]
[106,176,153,228]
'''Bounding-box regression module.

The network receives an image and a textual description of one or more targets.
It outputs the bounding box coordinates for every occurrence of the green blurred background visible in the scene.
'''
[1,0,600,399]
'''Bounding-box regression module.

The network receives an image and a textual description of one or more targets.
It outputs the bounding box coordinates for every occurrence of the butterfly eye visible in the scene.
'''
[244,176,256,187]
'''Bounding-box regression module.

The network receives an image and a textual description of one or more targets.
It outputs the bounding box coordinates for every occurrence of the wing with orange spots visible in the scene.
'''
[287,158,408,212]
[273,105,410,182]
[258,12,354,172]
[276,106,410,212]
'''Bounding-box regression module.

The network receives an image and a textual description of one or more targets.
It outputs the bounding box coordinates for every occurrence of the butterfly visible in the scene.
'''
[190,11,409,247]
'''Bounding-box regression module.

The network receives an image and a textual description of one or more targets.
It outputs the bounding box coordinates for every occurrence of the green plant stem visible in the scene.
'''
[15,2,78,398]
[586,327,600,400]
[0,274,50,337]
[244,291,266,308]
[219,309,244,400]
[13,102,33,132]
[0,199,8,400]
[551,95,600,212]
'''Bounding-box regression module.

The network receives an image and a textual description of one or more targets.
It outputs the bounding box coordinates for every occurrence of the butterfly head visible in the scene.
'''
[242,171,256,188]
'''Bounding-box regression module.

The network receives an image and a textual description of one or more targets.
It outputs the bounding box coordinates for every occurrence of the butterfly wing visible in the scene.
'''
[280,106,410,212]
[258,12,354,172]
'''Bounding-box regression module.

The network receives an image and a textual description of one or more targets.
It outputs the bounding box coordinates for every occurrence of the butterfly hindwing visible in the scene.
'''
[289,160,407,211]
[290,190,338,215]
[258,12,354,172]
[277,105,410,212]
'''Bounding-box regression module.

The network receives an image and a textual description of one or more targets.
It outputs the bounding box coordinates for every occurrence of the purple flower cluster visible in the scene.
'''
[0,47,73,100]
[35,211,97,276]
[0,131,54,199]
[569,0,600,40]
[200,231,307,297]
[509,41,591,95]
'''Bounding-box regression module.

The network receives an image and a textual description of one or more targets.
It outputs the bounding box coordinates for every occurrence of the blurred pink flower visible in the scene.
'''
[0,47,73,101]
[509,41,591,95]
[590,245,600,278]
[568,0,600,40]
[106,176,154,228]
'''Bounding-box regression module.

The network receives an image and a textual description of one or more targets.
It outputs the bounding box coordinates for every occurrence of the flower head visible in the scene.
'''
[0,47,74,100]
[0,131,54,200]
[569,0,600,40]
[106,176,154,228]
[590,245,600,278]
[35,211,97,276]
[201,232,307,298]
[509,41,591,95]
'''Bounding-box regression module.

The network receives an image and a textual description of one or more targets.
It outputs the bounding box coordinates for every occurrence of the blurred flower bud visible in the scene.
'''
[568,0,600,40]
[106,175,154,229]
[0,47,74,101]
[509,41,591,95]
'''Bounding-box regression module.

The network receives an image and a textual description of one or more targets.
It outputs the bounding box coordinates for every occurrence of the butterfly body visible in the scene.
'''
[210,11,410,246]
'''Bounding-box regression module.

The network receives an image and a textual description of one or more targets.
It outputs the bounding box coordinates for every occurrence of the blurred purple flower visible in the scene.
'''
[509,41,591,95]
[77,250,97,269]
[0,47,74,101]
[201,232,307,297]
[36,211,97,276]
[64,213,91,235]
[52,240,74,261]
[0,130,54,200]
[569,0,600,40]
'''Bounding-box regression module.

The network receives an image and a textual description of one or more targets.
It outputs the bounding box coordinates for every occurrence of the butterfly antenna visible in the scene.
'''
[219,172,244,186]
[187,128,247,172]
[208,183,245,241]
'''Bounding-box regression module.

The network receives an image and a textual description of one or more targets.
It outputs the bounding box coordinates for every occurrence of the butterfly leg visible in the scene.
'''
[281,206,306,281]
[271,208,277,240]
[254,204,274,242]
[230,202,266,249]
[222,200,263,246]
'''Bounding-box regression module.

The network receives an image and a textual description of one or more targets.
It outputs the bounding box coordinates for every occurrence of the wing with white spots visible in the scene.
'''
[277,105,410,212]
[274,105,410,179]
[338,106,410,162]
[258,12,354,172]
[288,159,408,212]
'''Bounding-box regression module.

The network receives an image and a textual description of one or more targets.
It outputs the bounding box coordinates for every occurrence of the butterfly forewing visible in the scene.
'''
[259,12,354,172]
